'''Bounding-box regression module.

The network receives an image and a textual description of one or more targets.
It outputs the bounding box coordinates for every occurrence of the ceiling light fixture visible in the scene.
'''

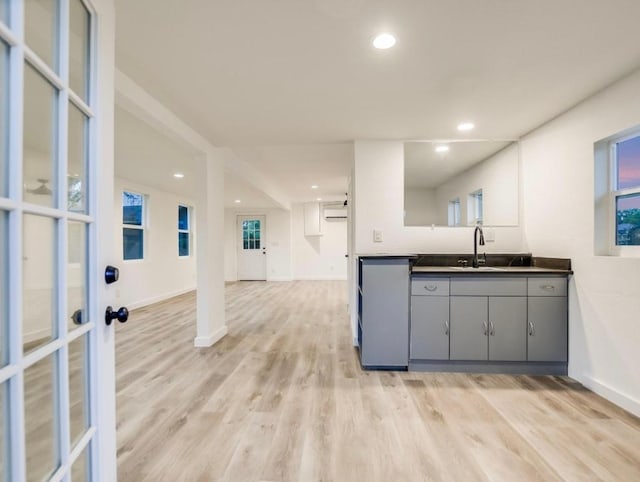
[311,185,319,189]
[457,122,475,132]
[373,33,396,49]
[435,145,450,153]
[316,197,322,201]
[234,199,241,203]
[173,173,184,179]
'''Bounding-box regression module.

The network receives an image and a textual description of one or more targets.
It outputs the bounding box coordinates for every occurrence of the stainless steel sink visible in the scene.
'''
[450,266,506,271]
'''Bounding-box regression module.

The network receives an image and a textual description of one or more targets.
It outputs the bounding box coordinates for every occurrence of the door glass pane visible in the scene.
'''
[25,354,59,482]
[24,63,57,208]
[123,228,143,260]
[25,0,59,71]
[23,214,56,353]
[68,103,87,212]
[69,334,87,446]
[0,1,9,26]
[71,444,88,482]
[69,0,90,101]
[68,221,86,331]
[616,193,640,245]
[0,210,6,366]
[0,40,7,197]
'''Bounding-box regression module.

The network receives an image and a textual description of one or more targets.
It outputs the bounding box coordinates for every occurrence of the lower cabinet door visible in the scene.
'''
[410,296,449,360]
[528,297,568,362]
[450,296,488,360]
[489,297,527,361]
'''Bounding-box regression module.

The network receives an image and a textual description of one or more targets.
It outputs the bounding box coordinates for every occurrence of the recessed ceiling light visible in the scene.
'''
[234,199,241,203]
[316,197,322,201]
[173,173,184,179]
[373,33,396,50]
[311,185,319,189]
[435,145,450,153]
[457,122,475,131]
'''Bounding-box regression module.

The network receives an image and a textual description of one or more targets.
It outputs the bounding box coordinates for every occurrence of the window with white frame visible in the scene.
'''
[122,191,145,260]
[178,205,190,256]
[448,198,461,226]
[468,189,483,226]
[611,133,640,247]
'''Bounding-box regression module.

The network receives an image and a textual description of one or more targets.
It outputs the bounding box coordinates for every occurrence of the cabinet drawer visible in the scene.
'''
[528,277,567,297]
[411,278,450,296]
[450,277,526,296]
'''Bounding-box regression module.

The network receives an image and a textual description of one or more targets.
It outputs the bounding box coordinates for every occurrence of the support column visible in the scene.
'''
[194,150,227,347]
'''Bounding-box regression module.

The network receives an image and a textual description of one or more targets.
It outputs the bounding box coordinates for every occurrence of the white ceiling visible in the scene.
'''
[115,106,277,208]
[113,0,640,203]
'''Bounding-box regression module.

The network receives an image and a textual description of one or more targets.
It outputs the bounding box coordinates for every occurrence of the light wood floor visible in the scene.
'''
[116,281,640,481]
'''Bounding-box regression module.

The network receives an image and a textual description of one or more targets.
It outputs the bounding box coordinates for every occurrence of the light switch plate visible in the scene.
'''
[373,230,383,243]
[484,228,496,242]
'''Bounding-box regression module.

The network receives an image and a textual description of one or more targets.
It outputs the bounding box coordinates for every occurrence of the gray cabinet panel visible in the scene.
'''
[489,297,527,361]
[528,297,568,362]
[361,259,410,367]
[528,277,567,297]
[410,296,449,360]
[450,297,488,360]
[411,278,450,296]
[451,277,527,296]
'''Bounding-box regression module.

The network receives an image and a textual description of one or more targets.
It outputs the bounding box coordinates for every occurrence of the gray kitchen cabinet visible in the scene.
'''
[359,257,410,368]
[528,296,568,362]
[450,296,488,360]
[410,296,449,360]
[489,297,527,361]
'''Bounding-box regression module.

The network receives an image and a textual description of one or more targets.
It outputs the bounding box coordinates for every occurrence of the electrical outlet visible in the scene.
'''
[484,228,496,242]
[373,230,383,243]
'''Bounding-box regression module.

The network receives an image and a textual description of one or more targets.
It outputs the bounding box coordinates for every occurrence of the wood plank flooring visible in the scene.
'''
[116,281,640,481]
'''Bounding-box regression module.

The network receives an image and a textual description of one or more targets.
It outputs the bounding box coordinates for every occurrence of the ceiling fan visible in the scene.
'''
[26,178,53,196]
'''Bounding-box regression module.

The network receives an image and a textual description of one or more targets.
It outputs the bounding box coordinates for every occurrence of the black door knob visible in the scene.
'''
[105,306,129,325]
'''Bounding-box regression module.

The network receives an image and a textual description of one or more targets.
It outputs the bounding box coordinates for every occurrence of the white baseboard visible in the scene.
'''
[128,286,196,311]
[579,373,640,417]
[194,325,228,348]
[267,276,293,282]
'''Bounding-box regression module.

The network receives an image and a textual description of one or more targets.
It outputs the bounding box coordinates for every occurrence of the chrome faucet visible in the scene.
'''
[472,225,485,268]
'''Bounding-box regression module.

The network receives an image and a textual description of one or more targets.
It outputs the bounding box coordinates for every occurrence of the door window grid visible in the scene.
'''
[242,219,261,250]
[0,1,96,481]
[178,204,190,257]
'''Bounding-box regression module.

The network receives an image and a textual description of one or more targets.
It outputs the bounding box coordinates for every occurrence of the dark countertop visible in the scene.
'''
[411,266,572,275]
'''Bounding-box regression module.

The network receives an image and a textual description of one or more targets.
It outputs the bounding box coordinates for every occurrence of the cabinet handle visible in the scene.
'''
[540,285,555,291]
[444,320,449,335]
[528,321,535,336]
[489,321,495,336]
[424,285,437,292]
[483,321,488,335]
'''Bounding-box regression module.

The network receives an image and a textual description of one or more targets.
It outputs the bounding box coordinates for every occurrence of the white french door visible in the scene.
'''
[0,1,116,481]
[237,215,266,280]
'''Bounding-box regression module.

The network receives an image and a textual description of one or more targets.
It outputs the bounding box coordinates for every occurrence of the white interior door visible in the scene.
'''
[0,1,116,481]
[237,215,266,280]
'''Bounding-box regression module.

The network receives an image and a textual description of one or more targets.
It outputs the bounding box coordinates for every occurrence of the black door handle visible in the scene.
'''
[105,306,129,325]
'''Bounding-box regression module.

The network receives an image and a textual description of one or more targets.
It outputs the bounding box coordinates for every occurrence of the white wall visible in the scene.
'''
[114,177,197,309]
[224,208,292,281]
[353,141,524,255]
[291,203,347,280]
[520,69,640,416]
[224,203,348,281]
